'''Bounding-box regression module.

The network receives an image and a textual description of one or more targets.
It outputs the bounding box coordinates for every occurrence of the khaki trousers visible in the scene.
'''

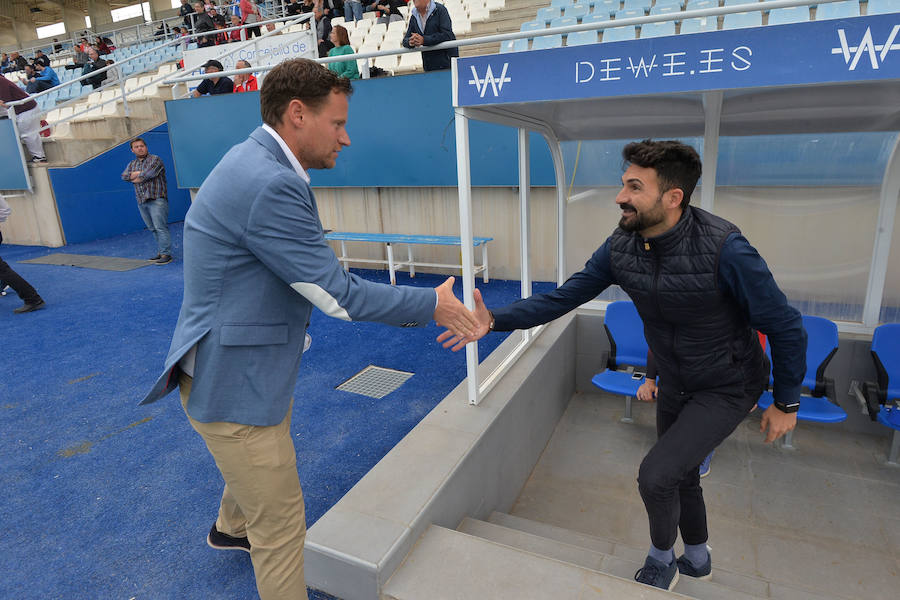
[180,374,309,600]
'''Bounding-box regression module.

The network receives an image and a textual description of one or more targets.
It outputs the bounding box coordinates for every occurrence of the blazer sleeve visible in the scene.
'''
[402,18,417,48]
[245,172,436,326]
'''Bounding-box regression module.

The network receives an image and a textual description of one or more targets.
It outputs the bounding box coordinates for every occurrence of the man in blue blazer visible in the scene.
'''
[402,0,458,72]
[141,58,477,600]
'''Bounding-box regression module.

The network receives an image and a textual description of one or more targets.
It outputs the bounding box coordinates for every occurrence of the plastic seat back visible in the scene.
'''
[566,30,600,46]
[815,0,860,20]
[532,34,563,49]
[550,16,579,29]
[872,323,900,402]
[768,6,810,25]
[604,301,649,369]
[866,0,900,16]
[604,25,637,41]
[723,11,762,29]
[680,16,718,33]
[766,315,838,395]
[641,21,676,37]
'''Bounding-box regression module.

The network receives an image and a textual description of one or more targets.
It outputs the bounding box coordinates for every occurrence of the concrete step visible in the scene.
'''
[461,517,765,600]
[382,524,694,600]
[43,115,166,167]
[487,512,841,600]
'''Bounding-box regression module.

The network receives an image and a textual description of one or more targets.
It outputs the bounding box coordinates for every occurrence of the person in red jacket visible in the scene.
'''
[233,60,258,92]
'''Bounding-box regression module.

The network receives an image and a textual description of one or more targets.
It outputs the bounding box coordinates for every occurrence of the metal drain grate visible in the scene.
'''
[336,365,414,399]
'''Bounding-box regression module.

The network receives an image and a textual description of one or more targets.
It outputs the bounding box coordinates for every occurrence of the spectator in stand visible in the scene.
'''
[21,64,36,86]
[233,59,258,92]
[323,0,344,20]
[240,0,263,38]
[299,0,315,14]
[327,25,359,79]
[0,74,47,162]
[193,1,217,46]
[82,48,108,89]
[180,0,196,29]
[214,20,229,44]
[53,39,64,53]
[376,0,404,26]
[402,0,458,72]
[2,52,28,73]
[315,4,334,57]
[0,54,8,71]
[154,22,172,38]
[33,50,50,68]
[96,38,112,55]
[191,60,234,96]
[286,0,304,16]
[344,0,363,22]
[26,62,59,94]
[228,14,243,41]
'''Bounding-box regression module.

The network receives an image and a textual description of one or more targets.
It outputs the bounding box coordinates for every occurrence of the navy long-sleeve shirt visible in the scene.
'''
[492,232,806,407]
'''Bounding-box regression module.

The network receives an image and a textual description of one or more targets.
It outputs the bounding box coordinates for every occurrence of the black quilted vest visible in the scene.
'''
[608,206,765,393]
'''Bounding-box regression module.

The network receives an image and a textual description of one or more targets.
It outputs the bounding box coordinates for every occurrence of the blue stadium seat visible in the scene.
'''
[537,6,561,23]
[756,315,845,449]
[655,0,685,7]
[680,16,718,32]
[565,3,591,19]
[623,0,653,11]
[641,21,677,37]
[604,25,638,40]
[724,0,758,6]
[591,0,620,16]
[590,301,649,423]
[815,0,860,19]
[500,38,530,52]
[866,0,900,15]
[687,0,718,9]
[533,34,564,49]
[551,0,574,8]
[723,11,763,28]
[650,4,683,16]
[521,20,545,31]
[616,8,645,19]
[866,324,900,464]
[768,6,810,25]
[584,12,613,22]
[566,30,600,45]
[550,16,579,28]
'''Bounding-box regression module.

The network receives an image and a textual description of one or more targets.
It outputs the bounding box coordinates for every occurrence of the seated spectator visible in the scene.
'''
[327,25,360,80]
[81,48,108,89]
[32,50,50,68]
[286,0,304,16]
[233,59,258,92]
[0,53,8,71]
[191,59,233,96]
[96,38,112,55]
[2,52,28,73]
[26,62,59,94]
[376,0,404,26]
[214,21,229,44]
[192,1,216,46]
[403,0,458,72]
[180,0,196,29]
[53,39,64,53]
[299,0,315,14]
[323,0,344,20]
[102,37,116,52]
[105,59,120,84]
[229,15,245,41]
[315,5,334,57]
[154,22,172,38]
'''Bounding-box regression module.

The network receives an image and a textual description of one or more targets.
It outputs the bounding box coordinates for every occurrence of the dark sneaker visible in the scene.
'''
[699,450,715,478]
[31,156,48,163]
[14,299,45,314]
[635,555,679,591]
[154,254,173,265]
[147,254,161,261]
[207,524,250,553]
[677,549,712,580]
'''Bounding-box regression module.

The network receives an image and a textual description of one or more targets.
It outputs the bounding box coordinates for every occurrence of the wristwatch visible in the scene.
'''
[488,311,495,332]
[773,399,799,414]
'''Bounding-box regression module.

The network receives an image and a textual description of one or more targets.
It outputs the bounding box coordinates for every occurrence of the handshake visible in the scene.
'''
[431,276,492,352]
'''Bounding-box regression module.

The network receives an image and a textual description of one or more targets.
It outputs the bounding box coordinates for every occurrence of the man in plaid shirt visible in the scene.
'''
[122,138,173,264]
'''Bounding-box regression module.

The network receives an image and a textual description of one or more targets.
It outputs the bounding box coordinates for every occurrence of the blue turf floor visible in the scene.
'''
[0,224,553,599]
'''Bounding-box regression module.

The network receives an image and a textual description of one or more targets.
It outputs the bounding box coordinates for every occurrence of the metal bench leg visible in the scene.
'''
[887,430,900,466]
[621,395,634,424]
[387,242,395,285]
[340,241,349,271]
[780,429,796,450]
[482,243,489,283]
[408,244,415,278]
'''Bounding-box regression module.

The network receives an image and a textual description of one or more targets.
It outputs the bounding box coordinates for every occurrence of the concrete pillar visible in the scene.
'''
[87,0,114,30]
[62,3,87,35]
[148,0,175,21]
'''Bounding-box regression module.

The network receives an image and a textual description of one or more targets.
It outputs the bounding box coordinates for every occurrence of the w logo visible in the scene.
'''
[832,25,900,70]
[468,64,511,98]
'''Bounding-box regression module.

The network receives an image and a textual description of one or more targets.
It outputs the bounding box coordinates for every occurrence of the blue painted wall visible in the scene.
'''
[48,124,191,245]
[166,70,558,189]
[0,118,30,191]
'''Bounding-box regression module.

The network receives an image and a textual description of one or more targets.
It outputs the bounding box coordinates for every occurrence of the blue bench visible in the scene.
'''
[756,315,844,449]
[324,232,493,286]
[590,301,649,423]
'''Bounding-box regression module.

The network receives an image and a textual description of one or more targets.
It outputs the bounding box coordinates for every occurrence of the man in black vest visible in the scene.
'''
[439,139,806,591]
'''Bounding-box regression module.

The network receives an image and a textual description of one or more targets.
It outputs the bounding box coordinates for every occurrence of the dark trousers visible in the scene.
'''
[637,362,767,549]
[0,231,41,305]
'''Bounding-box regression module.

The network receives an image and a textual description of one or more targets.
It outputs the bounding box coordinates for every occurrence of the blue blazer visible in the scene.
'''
[402,2,459,72]
[141,127,436,425]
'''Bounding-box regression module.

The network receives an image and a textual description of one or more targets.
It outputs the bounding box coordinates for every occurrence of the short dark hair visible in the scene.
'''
[130,137,146,148]
[260,58,353,127]
[622,139,702,209]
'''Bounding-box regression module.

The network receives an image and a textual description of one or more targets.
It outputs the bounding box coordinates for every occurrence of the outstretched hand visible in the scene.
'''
[432,277,479,341]
[436,287,492,352]
[759,404,797,443]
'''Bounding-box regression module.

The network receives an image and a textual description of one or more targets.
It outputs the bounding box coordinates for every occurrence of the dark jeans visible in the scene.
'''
[0,231,42,305]
[26,79,53,94]
[637,360,768,550]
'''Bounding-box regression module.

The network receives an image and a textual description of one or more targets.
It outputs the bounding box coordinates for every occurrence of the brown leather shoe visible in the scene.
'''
[14,299,45,314]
